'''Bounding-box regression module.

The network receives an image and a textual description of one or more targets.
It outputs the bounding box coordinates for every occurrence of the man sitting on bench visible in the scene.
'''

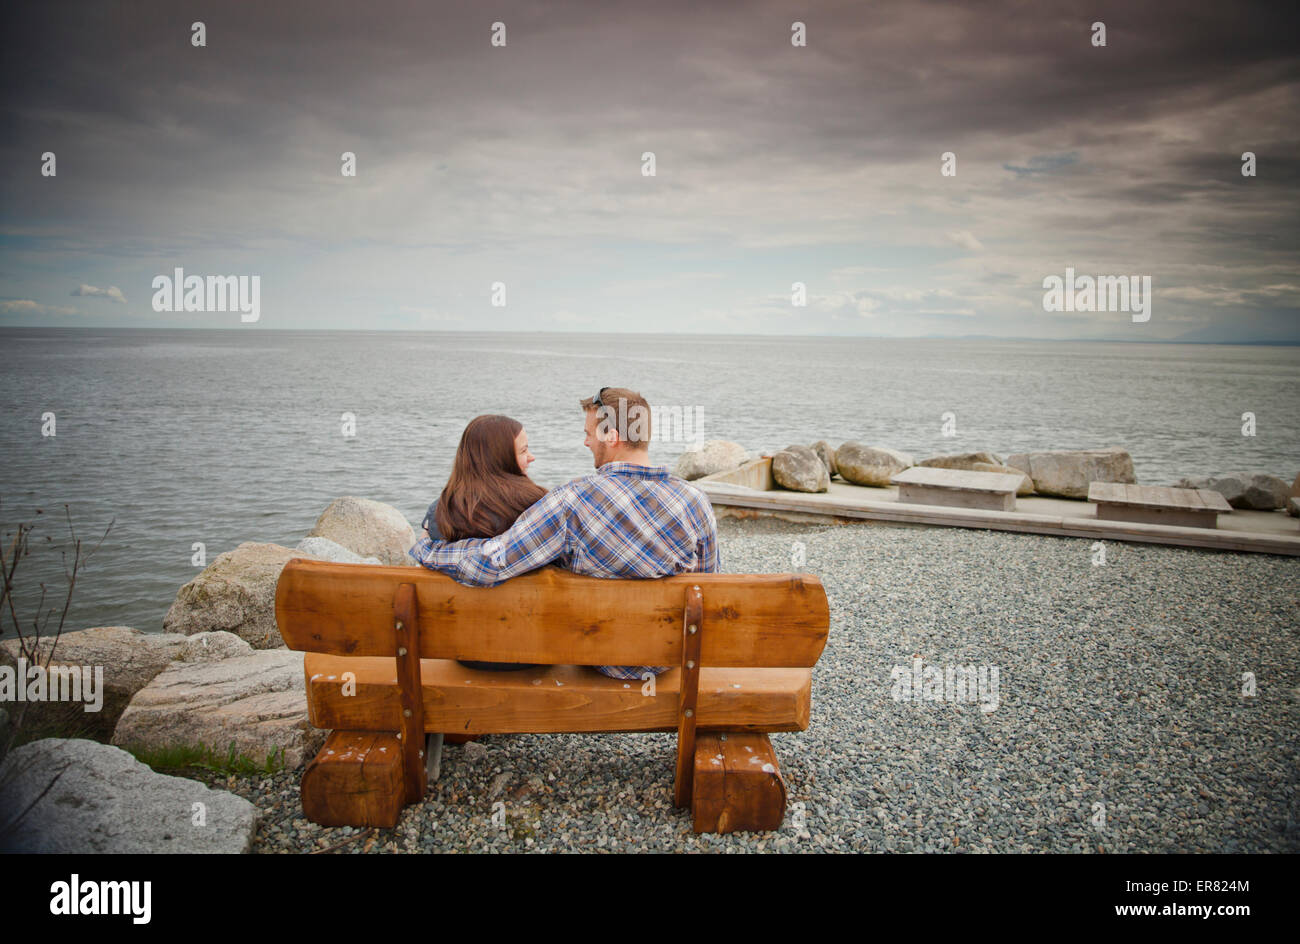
[408,386,720,680]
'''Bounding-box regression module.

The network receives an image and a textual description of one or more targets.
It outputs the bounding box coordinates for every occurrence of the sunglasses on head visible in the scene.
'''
[592,387,611,408]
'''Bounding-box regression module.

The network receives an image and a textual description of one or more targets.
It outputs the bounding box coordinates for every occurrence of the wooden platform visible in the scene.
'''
[1088,482,1232,529]
[891,466,1021,512]
[698,458,1300,556]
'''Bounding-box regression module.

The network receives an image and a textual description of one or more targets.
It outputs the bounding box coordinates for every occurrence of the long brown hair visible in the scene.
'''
[435,415,547,541]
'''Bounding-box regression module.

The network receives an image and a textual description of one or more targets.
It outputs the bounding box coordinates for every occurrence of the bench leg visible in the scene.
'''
[898,483,1016,512]
[301,730,406,828]
[425,732,444,782]
[1095,504,1220,529]
[691,732,788,834]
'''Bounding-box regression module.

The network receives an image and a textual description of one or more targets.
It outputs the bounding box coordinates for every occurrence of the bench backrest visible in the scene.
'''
[276,560,830,668]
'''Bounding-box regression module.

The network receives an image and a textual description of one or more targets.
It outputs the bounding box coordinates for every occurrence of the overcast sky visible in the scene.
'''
[1,0,1297,340]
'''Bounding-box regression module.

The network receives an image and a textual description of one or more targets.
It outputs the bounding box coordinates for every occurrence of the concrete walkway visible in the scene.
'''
[699,472,1300,557]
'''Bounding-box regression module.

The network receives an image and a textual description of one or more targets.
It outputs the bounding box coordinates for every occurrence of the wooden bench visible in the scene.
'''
[275,560,830,835]
[1088,482,1232,529]
[890,466,1023,512]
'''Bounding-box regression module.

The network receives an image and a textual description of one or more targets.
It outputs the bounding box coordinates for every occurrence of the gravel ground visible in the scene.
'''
[197,517,1300,853]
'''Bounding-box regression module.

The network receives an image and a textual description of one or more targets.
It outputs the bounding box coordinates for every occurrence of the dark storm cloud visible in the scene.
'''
[1,0,1297,337]
[5,0,1295,189]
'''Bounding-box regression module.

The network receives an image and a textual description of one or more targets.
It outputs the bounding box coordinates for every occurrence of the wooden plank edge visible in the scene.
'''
[701,487,1300,555]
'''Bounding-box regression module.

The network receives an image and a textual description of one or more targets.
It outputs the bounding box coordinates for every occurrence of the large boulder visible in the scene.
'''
[1291,473,1300,499]
[1242,474,1290,510]
[673,441,750,481]
[306,497,416,566]
[295,536,382,564]
[772,445,830,493]
[811,441,838,478]
[919,451,1002,470]
[178,631,254,663]
[1004,447,1135,499]
[112,648,324,770]
[164,542,301,649]
[835,443,915,487]
[0,627,188,742]
[0,738,257,853]
[1289,497,1300,518]
[1174,474,1290,510]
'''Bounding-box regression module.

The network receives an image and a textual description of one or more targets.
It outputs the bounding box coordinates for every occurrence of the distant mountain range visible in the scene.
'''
[913,330,1300,345]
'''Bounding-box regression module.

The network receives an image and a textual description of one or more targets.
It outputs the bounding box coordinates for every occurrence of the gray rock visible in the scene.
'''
[673,441,751,481]
[1175,474,1290,510]
[111,649,325,770]
[164,542,301,649]
[179,631,254,663]
[919,451,1001,470]
[835,443,915,487]
[811,441,838,478]
[0,738,257,853]
[460,741,489,766]
[0,627,188,742]
[295,536,382,565]
[1005,447,1135,499]
[772,445,830,493]
[1242,475,1290,510]
[1288,497,1299,519]
[306,496,417,566]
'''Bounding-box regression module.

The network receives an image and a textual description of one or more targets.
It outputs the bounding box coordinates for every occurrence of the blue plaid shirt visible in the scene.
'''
[408,462,720,679]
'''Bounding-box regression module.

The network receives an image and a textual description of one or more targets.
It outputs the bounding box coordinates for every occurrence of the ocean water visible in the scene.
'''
[1,328,1297,635]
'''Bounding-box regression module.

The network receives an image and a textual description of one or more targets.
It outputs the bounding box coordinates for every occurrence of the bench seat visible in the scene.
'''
[1088,482,1232,529]
[304,653,812,735]
[890,466,1022,511]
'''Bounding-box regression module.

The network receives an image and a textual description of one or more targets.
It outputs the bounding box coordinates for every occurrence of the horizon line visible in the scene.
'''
[0,325,1297,346]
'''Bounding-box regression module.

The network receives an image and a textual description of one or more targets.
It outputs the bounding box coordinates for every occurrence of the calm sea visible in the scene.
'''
[2,328,1297,635]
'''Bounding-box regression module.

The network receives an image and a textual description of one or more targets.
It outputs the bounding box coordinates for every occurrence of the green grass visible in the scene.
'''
[124,741,287,776]
[0,708,287,776]
[5,713,103,747]
[0,710,106,763]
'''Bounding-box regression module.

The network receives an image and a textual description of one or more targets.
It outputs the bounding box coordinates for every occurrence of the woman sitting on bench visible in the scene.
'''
[420,414,547,671]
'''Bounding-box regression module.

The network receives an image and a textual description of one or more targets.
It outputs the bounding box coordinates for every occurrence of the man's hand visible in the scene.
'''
[409,488,567,587]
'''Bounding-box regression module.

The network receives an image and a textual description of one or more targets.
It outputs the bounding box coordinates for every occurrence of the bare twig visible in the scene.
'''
[0,516,33,650]
[0,500,113,761]
[0,765,68,843]
[309,827,376,854]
